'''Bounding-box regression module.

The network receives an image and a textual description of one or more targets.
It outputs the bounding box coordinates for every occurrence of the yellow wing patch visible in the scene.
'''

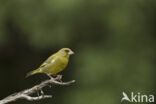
[39,53,57,69]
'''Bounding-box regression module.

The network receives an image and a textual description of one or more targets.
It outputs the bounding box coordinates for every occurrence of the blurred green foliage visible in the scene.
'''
[0,0,156,104]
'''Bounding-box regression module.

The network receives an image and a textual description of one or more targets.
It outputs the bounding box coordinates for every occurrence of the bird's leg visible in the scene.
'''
[55,74,63,82]
[46,73,55,80]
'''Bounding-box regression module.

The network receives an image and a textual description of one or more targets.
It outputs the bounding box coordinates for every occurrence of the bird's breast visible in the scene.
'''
[58,57,69,68]
[48,56,69,75]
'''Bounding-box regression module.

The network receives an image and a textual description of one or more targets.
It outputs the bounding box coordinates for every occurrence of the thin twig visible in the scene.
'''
[0,76,75,104]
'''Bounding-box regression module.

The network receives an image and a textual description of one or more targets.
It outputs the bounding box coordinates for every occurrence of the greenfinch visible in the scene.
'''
[26,48,74,78]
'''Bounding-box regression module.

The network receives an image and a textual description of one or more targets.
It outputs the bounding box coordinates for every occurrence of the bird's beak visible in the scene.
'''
[68,50,74,55]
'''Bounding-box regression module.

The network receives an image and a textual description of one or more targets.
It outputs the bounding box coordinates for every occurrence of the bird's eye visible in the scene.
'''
[65,50,69,53]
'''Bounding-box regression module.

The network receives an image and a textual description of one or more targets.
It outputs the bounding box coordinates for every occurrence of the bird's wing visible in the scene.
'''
[39,53,57,69]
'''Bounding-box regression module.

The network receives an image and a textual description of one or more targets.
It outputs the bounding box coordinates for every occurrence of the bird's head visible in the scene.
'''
[57,48,74,58]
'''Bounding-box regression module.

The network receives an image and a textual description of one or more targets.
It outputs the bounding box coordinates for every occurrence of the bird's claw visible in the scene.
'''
[47,74,55,80]
[47,74,62,82]
[55,75,63,82]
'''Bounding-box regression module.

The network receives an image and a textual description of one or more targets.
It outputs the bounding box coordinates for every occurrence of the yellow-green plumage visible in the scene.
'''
[26,48,74,77]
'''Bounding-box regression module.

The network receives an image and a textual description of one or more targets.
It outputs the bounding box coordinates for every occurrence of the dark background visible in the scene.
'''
[0,0,156,104]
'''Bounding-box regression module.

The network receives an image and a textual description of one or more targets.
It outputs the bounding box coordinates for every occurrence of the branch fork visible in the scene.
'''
[0,75,75,104]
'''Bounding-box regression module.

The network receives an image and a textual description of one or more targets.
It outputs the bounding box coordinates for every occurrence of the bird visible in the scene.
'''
[26,48,74,79]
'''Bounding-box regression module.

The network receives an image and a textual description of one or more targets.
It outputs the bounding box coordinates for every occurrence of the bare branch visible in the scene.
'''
[0,76,75,104]
[21,95,52,101]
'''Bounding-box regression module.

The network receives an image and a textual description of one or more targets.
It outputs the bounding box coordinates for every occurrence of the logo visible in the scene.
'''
[121,92,154,103]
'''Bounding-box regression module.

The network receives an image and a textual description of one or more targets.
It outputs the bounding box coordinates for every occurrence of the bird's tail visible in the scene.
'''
[26,69,41,78]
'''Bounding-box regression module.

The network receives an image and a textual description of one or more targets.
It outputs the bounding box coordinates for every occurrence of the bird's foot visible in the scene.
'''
[47,74,55,80]
[55,75,63,82]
